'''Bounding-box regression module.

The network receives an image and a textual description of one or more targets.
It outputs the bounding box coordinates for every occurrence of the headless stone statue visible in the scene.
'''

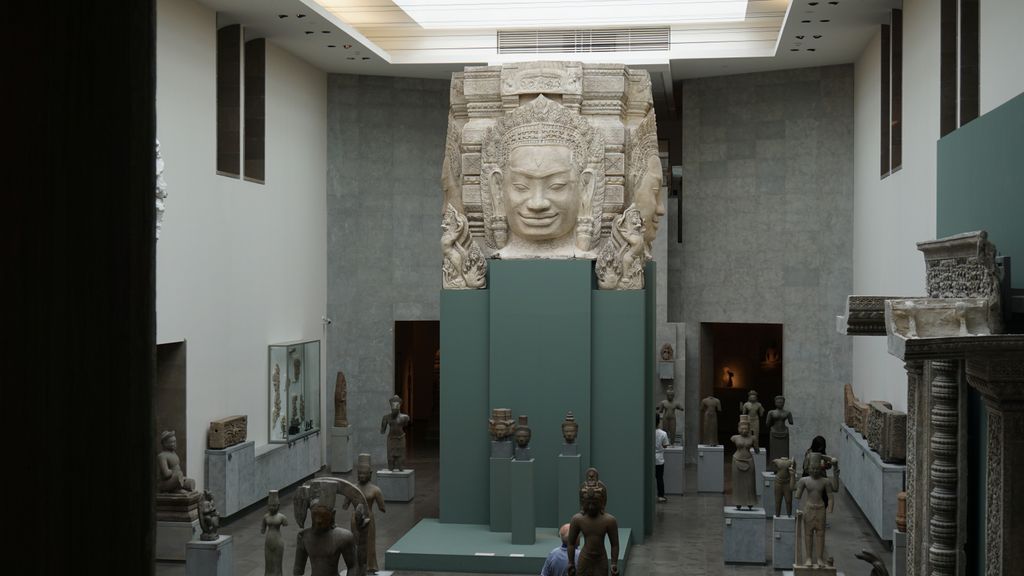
[157,430,195,493]
[567,468,620,576]
[765,395,794,459]
[771,457,795,517]
[380,395,410,471]
[656,385,684,445]
[701,396,722,445]
[344,455,386,574]
[794,452,840,569]
[740,390,765,450]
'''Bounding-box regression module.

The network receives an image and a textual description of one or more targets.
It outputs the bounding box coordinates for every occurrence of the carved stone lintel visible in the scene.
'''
[886,298,996,342]
[208,415,247,449]
[838,295,914,336]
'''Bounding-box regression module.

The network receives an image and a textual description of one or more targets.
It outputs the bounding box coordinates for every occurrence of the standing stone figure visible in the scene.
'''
[157,430,196,493]
[764,395,794,459]
[198,490,220,541]
[656,385,684,445]
[730,415,758,509]
[380,395,411,471]
[567,468,620,576]
[771,457,796,517]
[701,396,722,445]
[293,485,361,576]
[334,371,348,427]
[740,390,765,449]
[343,455,385,574]
[794,452,840,569]
[262,490,288,576]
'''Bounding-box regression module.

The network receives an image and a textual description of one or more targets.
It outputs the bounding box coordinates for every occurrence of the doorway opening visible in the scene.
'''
[394,321,440,458]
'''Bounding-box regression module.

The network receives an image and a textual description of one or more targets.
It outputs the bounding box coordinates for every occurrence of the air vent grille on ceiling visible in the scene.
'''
[497,27,670,54]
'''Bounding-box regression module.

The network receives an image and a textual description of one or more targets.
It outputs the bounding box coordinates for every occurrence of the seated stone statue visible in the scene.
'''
[198,490,220,541]
[157,430,195,493]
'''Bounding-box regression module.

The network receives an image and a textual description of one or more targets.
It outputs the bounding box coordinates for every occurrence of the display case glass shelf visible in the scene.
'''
[268,339,320,443]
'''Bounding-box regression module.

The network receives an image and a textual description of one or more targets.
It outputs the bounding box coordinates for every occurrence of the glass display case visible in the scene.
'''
[268,339,320,443]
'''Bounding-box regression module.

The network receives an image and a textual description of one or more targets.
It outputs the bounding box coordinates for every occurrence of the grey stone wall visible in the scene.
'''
[670,65,854,462]
[326,74,449,469]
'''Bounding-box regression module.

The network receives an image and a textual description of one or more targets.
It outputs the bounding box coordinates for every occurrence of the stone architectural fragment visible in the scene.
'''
[865,400,893,453]
[595,204,647,289]
[334,371,348,427]
[843,384,870,436]
[208,415,247,449]
[441,203,487,289]
[917,230,1003,332]
[880,408,907,464]
[489,408,515,441]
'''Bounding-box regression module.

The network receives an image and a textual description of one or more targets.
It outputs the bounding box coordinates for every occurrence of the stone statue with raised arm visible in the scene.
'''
[567,468,619,576]
[794,452,840,570]
[380,395,411,471]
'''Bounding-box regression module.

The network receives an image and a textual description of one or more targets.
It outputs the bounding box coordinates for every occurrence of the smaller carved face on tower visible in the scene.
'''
[633,155,665,245]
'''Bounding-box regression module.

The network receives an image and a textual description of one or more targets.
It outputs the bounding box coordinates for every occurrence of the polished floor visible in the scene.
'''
[156,448,891,576]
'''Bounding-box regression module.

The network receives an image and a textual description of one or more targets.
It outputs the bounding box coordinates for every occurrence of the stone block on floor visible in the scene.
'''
[185,535,232,576]
[723,506,766,564]
[772,514,796,569]
[377,469,415,502]
[156,519,199,561]
[892,529,906,576]
[664,446,684,495]
[698,445,724,493]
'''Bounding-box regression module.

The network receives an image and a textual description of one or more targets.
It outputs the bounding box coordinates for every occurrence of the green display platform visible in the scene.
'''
[385,519,632,574]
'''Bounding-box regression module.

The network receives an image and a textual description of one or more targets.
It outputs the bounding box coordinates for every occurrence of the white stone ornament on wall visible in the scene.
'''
[155,139,167,239]
[441,203,487,290]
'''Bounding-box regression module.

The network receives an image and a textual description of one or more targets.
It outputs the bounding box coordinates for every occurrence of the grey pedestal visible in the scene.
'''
[330,427,352,473]
[783,571,844,576]
[186,535,233,576]
[723,506,766,564]
[664,446,685,495]
[772,515,796,569]
[761,471,776,512]
[377,469,415,502]
[558,454,581,527]
[490,457,511,532]
[698,445,724,492]
[754,448,766,495]
[510,459,535,545]
[892,529,906,576]
[157,519,199,561]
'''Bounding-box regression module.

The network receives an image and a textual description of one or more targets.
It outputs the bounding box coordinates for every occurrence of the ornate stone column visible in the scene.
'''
[904,360,925,575]
[927,359,962,576]
[965,352,1024,576]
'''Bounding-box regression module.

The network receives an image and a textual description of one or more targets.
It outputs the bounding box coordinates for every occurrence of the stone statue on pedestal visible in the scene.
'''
[198,490,220,541]
[701,396,722,445]
[794,452,840,570]
[562,411,579,444]
[656,385,684,445]
[730,415,758,509]
[293,478,367,576]
[567,468,619,576]
[343,454,385,574]
[489,408,515,441]
[771,457,796,517]
[740,390,765,449]
[262,490,288,576]
[157,430,196,493]
[513,415,532,460]
[380,395,410,471]
[765,395,793,459]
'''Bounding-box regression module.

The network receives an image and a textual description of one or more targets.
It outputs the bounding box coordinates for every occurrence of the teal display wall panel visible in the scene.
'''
[644,261,656,537]
[937,91,1024,288]
[592,286,651,544]
[489,260,593,529]
[440,289,490,524]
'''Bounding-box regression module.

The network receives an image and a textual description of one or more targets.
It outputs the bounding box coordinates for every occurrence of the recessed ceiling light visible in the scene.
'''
[278,14,288,19]
[828,1,838,4]
[328,45,336,48]
[346,57,355,60]
[362,57,370,60]
[322,30,331,34]
[807,48,816,51]
[343,44,352,49]
[808,1,819,5]
[820,19,830,22]
[813,34,822,39]
[790,48,799,51]
[802,19,811,23]
[297,14,307,18]
[796,35,805,39]
[305,31,314,35]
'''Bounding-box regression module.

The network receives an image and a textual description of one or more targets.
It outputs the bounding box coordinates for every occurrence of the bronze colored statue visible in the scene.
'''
[343,455,386,574]
[740,390,765,449]
[794,452,840,569]
[380,395,410,471]
[771,457,796,517]
[489,408,515,441]
[656,385,684,445]
[567,468,620,576]
[198,490,220,541]
[334,371,348,427]
[561,411,579,444]
[730,415,758,509]
[262,490,288,576]
[701,396,722,445]
[293,479,365,576]
[157,430,196,493]
[765,395,793,459]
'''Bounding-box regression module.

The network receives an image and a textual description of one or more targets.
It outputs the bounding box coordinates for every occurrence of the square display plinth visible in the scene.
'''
[377,469,415,502]
[663,446,684,495]
[892,530,906,576]
[723,507,766,564]
[772,515,796,569]
[698,445,724,492]
[156,519,199,561]
[186,535,233,576]
[330,427,352,473]
[761,471,776,513]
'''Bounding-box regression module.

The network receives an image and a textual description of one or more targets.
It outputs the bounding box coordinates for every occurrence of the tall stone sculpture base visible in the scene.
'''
[490,457,511,532]
[753,448,767,496]
[772,515,796,569]
[157,519,199,561]
[892,529,907,576]
[330,426,352,473]
[510,459,536,545]
[723,507,766,564]
[697,445,724,492]
[761,472,776,512]
[377,469,415,502]
[663,446,684,495]
[557,454,581,528]
[185,534,233,576]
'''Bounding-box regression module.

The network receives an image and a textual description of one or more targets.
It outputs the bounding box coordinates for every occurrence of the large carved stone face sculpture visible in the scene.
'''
[633,155,664,245]
[504,145,582,242]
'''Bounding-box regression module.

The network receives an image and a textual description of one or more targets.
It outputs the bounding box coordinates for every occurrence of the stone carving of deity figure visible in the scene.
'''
[740,390,765,450]
[656,385,684,445]
[198,490,220,541]
[380,395,411,471]
[262,490,288,576]
[795,452,840,569]
[595,204,647,290]
[771,457,796,517]
[441,203,487,289]
[334,371,348,428]
[481,95,605,257]
[343,455,386,574]
[626,109,665,254]
[701,396,722,446]
[765,395,794,459]
[157,430,196,493]
[730,416,758,510]
[293,481,363,576]
[568,468,619,576]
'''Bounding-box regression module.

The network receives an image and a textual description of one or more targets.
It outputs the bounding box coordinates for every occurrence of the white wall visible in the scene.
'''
[156,0,327,487]
[980,0,1024,114]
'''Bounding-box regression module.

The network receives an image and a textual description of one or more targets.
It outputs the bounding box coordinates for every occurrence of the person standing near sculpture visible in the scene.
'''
[344,455,386,574]
[567,468,620,576]
[541,523,582,576]
[380,395,411,471]
[262,491,288,576]
[794,452,840,568]
[740,390,765,449]
[656,384,684,445]
[654,413,670,503]
[764,395,793,459]
[701,395,722,445]
[730,415,758,509]
[157,430,196,493]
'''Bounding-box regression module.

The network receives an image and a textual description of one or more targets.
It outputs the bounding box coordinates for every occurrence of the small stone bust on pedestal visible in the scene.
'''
[513,415,532,460]
[561,411,579,455]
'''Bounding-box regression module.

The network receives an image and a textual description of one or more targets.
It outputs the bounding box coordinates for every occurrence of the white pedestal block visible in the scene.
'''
[754,448,766,496]
[156,519,199,561]
[772,515,796,569]
[723,506,767,564]
[698,445,724,492]
[838,424,904,541]
[377,469,415,502]
[664,446,685,495]
[330,427,352,473]
[186,535,233,576]
[761,471,776,512]
[892,529,906,576]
